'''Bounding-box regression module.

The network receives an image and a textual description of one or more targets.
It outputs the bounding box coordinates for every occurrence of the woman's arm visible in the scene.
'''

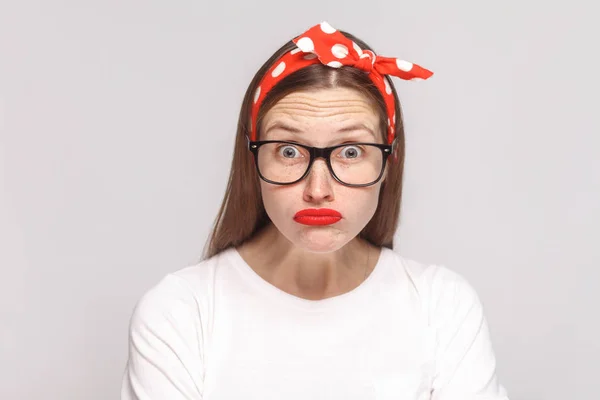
[429,267,510,400]
[121,274,205,400]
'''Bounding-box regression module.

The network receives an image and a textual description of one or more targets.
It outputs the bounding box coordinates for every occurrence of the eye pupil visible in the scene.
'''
[345,147,358,158]
[283,147,295,157]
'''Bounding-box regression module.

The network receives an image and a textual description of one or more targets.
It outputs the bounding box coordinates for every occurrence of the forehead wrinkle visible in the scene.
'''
[261,89,382,140]
[273,96,374,111]
[271,95,376,117]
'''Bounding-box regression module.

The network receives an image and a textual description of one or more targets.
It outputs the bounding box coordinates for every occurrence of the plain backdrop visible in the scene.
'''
[1,1,598,399]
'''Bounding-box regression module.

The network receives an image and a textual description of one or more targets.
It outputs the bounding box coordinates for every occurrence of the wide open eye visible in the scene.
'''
[277,145,303,158]
[338,145,363,159]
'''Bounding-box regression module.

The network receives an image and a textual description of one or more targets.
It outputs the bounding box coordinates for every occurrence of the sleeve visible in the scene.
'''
[429,267,510,400]
[121,274,205,400]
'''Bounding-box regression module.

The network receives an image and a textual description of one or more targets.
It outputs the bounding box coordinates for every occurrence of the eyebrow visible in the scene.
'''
[264,121,376,139]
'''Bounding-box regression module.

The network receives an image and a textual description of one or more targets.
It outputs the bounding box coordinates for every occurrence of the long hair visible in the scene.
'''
[203,30,406,259]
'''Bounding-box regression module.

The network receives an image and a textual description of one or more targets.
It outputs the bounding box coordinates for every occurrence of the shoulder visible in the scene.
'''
[383,248,476,295]
[129,248,237,330]
[382,249,483,322]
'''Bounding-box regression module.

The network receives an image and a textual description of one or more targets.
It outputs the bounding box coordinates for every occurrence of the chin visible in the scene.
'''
[291,226,352,253]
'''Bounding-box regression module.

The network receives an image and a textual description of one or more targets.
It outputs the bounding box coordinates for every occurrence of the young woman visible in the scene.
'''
[121,21,509,400]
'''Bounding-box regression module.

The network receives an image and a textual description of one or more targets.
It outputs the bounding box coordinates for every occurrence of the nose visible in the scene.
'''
[302,158,335,203]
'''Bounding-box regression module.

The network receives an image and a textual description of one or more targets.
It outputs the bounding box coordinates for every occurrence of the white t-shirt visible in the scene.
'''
[121,247,509,400]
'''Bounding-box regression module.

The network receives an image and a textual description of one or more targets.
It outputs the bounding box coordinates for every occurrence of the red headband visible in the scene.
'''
[250,21,434,144]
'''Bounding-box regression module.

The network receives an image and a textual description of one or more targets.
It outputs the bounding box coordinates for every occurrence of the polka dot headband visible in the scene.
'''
[250,21,434,144]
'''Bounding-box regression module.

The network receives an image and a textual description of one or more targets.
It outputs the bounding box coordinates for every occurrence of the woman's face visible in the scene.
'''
[259,87,386,253]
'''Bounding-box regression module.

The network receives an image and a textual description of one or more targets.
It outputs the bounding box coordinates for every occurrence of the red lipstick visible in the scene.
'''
[293,208,342,226]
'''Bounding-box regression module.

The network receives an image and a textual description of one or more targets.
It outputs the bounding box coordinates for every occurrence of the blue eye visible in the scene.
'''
[278,145,302,158]
[339,146,362,159]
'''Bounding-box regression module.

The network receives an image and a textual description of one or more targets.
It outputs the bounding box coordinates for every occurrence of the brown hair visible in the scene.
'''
[203,30,406,259]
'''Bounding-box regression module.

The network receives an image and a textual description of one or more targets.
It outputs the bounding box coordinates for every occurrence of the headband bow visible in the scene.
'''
[250,21,433,144]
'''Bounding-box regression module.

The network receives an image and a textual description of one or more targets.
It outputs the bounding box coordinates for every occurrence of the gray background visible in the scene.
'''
[1,1,598,399]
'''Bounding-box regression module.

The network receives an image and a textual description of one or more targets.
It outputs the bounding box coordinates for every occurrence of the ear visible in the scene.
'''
[391,138,400,164]
[381,162,389,183]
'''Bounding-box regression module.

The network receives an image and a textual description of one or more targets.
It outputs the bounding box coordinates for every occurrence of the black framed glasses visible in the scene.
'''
[247,137,394,187]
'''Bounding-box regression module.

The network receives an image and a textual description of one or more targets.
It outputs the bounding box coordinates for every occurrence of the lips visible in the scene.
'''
[293,208,342,226]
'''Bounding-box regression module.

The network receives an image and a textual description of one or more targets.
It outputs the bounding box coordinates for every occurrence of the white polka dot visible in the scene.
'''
[303,53,317,60]
[384,79,392,95]
[290,47,302,55]
[296,37,314,52]
[331,44,349,59]
[387,118,390,126]
[271,61,286,78]
[410,77,424,81]
[396,59,413,72]
[320,21,336,34]
[327,61,343,68]
[362,50,375,65]
[393,113,396,124]
[254,86,261,104]
[352,41,363,56]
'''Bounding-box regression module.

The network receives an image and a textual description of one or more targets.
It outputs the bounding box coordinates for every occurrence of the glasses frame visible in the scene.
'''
[246,137,395,187]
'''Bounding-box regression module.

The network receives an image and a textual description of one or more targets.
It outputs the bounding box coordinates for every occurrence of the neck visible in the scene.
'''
[237,223,378,300]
